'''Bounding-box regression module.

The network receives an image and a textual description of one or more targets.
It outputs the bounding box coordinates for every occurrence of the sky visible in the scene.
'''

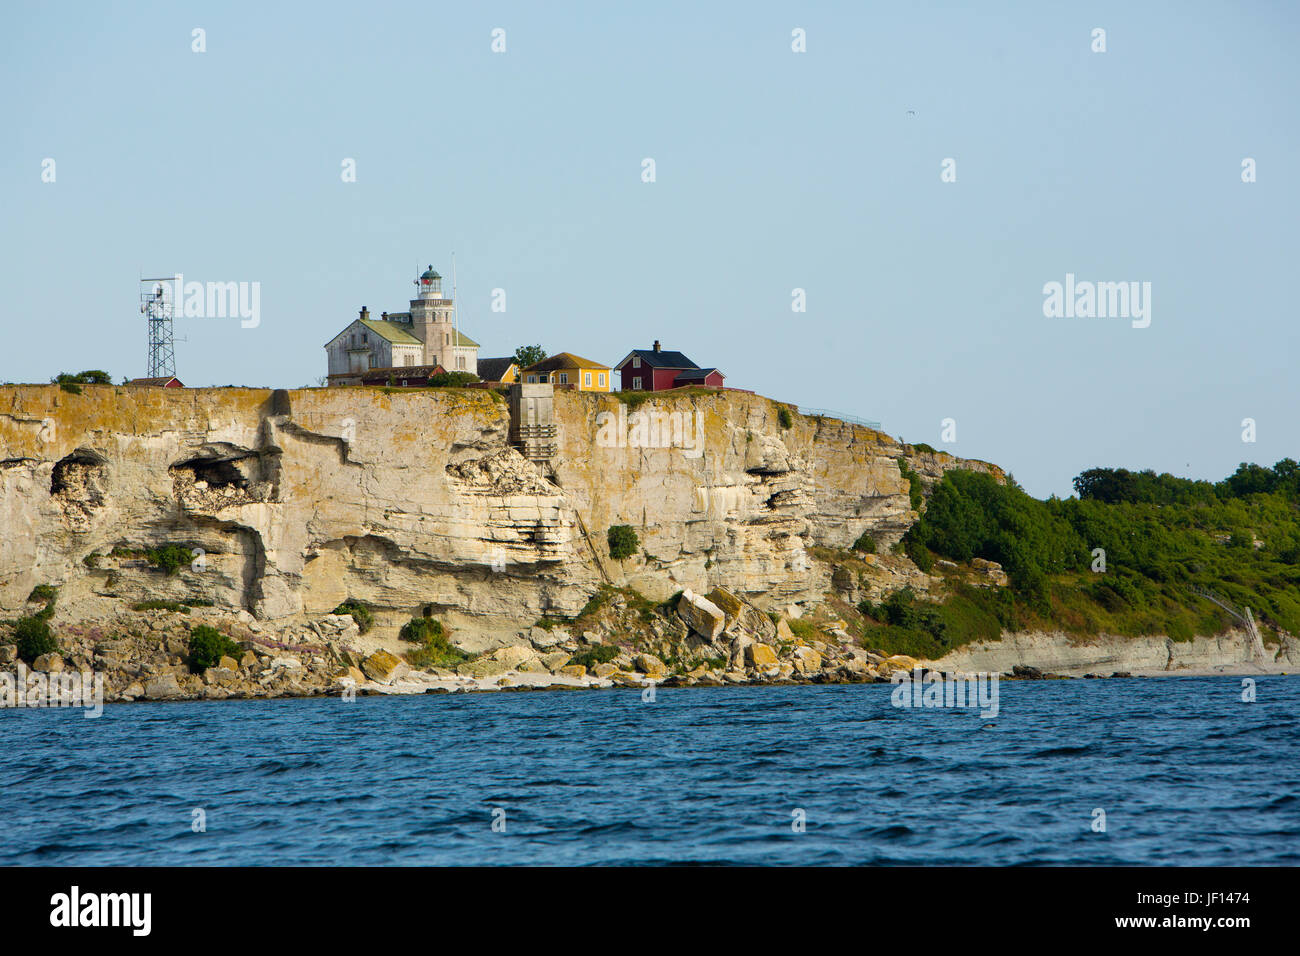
[2,0,1297,498]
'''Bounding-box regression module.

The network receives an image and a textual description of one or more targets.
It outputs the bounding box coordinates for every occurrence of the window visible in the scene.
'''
[558,373,568,384]
[368,355,376,369]
[527,374,536,383]
[632,356,641,368]
[632,376,642,390]
[405,354,415,367]
[598,372,606,387]
[583,372,592,387]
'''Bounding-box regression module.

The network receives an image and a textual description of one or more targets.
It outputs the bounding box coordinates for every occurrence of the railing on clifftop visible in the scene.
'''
[797,407,881,430]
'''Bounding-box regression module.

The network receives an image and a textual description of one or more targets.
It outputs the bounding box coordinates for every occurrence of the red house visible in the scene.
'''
[126,376,184,387]
[613,341,726,391]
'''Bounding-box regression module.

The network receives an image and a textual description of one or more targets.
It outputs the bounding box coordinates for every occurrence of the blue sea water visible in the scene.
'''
[1,678,1297,865]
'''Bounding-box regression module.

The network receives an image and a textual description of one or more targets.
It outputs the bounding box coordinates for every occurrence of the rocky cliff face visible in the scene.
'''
[0,385,997,639]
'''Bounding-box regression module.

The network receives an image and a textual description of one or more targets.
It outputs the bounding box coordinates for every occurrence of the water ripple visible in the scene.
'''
[1,678,1298,864]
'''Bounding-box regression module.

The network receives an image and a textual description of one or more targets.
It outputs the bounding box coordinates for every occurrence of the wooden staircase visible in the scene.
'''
[1188,585,1269,662]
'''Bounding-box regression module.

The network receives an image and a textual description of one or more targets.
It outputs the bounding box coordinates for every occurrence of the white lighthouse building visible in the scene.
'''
[324,265,479,382]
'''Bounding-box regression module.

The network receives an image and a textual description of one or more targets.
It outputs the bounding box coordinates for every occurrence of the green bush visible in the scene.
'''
[398,617,466,669]
[332,599,374,634]
[568,644,619,670]
[188,625,243,672]
[858,587,952,657]
[399,617,445,643]
[904,537,934,573]
[607,525,639,561]
[14,617,59,663]
[851,532,877,554]
[27,584,57,620]
[897,459,925,511]
[777,406,794,429]
[145,544,195,576]
[426,371,480,387]
[132,600,191,613]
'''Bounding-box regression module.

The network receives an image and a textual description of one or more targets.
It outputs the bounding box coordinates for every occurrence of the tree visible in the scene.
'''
[514,345,547,369]
[52,370,112,394]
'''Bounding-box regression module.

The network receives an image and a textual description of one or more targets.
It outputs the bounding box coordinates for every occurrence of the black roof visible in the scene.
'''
[476,357,517,382]
[616,348,699,370]
[674,367,722,382]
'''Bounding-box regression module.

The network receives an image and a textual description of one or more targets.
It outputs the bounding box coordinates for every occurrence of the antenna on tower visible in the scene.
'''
[140,275,177,378]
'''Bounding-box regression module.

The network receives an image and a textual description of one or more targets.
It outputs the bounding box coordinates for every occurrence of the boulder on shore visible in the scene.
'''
[361,650,409,684]
[677,589,725,640]
[144,674,184,700]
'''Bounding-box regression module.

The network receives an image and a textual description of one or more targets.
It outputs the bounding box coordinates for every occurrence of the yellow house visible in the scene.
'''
[522,352,612,391]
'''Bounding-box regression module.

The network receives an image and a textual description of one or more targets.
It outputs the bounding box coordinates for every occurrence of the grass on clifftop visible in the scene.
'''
[612,387,723,411]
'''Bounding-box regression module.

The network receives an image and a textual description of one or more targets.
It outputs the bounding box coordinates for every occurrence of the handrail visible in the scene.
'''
[797,407,881,430]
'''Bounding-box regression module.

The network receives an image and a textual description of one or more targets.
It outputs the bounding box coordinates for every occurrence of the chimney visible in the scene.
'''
[360,306,370,321]
[653,340,661,353]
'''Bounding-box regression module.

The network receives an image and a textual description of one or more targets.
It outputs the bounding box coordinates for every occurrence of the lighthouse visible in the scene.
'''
[409,265,455,368]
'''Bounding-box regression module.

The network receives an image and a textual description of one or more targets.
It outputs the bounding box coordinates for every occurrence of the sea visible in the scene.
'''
[1,677,1297,865]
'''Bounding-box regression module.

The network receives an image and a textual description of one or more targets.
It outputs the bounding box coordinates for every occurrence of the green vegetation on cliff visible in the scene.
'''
[332,599,374,633]
[887,461,1300,654]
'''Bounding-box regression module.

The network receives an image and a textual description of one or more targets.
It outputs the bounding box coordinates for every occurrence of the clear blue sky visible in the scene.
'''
[3,1,1296,497]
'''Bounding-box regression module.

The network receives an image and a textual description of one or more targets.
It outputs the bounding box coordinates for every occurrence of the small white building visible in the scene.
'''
[324,266,479,382]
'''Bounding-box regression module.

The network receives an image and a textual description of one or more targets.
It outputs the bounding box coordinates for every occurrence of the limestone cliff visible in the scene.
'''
[0,385,997,638]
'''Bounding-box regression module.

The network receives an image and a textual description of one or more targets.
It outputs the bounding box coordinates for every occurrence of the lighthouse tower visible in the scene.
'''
[410,265,455,368]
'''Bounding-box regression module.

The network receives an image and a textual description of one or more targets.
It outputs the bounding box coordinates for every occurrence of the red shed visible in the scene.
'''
[672,367,725,388]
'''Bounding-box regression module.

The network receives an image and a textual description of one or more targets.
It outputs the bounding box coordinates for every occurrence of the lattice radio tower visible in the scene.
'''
[140,276,176,378]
